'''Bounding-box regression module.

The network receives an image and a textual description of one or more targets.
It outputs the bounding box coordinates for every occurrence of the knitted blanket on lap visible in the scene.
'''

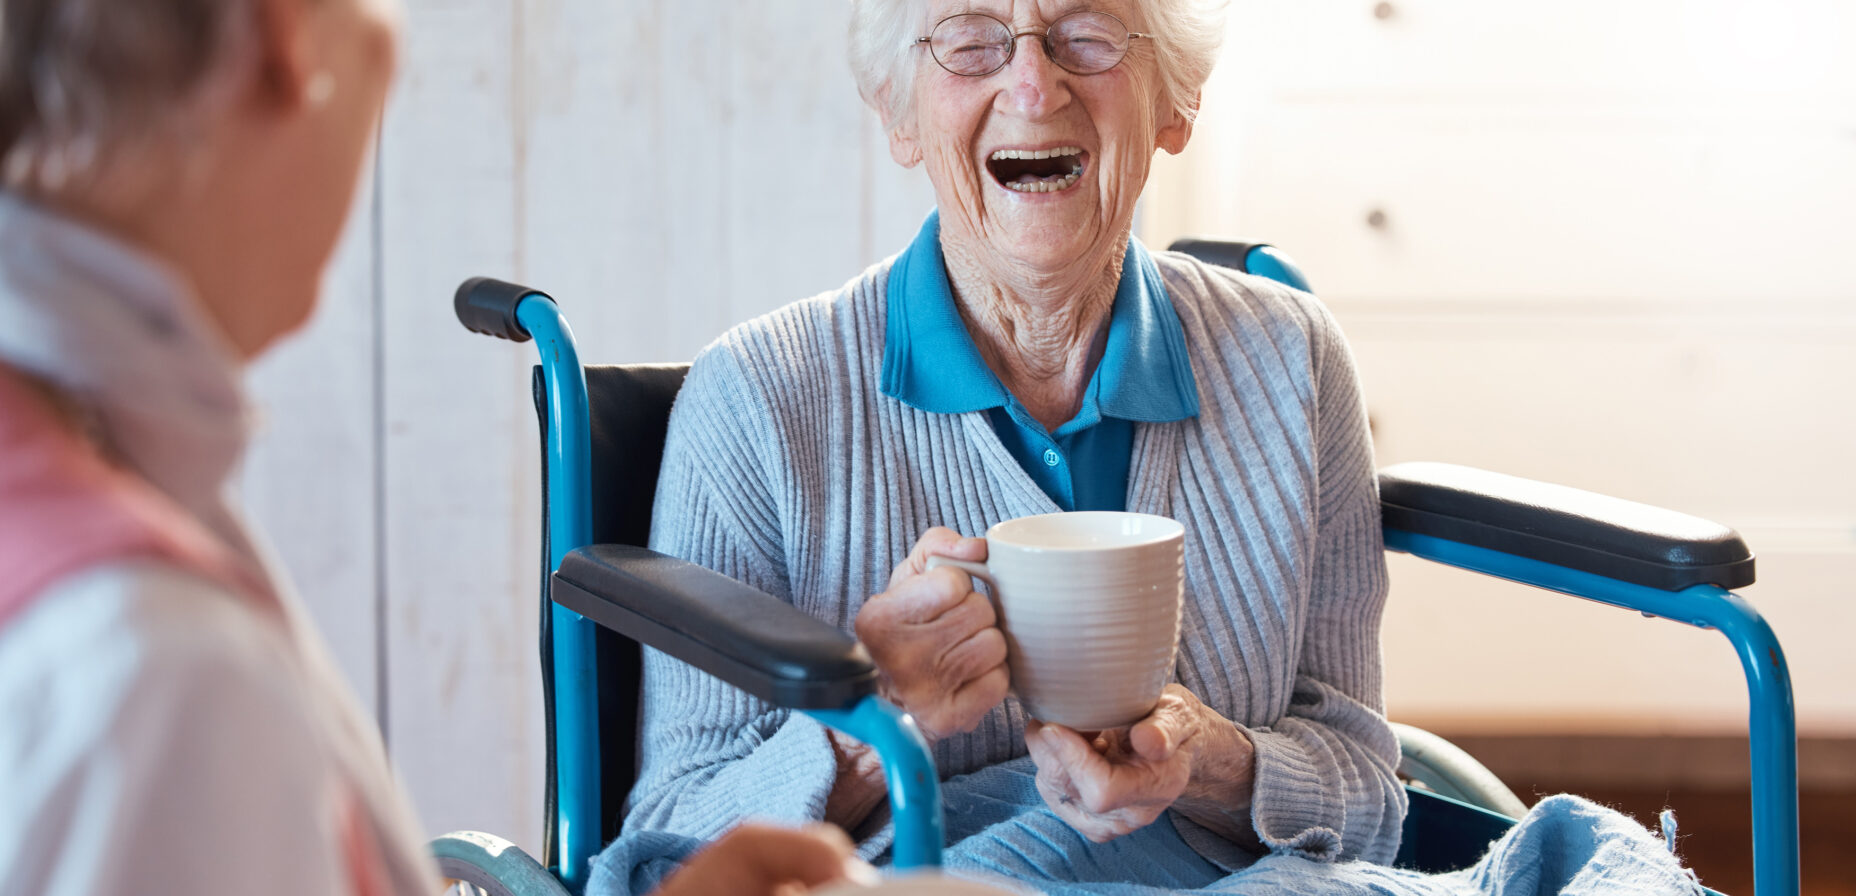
[589,760,1703,895]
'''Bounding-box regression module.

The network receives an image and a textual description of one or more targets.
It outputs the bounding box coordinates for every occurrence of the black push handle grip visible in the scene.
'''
[455,276,551,343]
[1167,238,1269,274]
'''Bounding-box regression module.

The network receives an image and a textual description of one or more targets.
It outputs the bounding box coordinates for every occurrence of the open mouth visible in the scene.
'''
[986,146,1086,194]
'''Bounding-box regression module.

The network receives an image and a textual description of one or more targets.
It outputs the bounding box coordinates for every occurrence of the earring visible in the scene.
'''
[305,71,337,108]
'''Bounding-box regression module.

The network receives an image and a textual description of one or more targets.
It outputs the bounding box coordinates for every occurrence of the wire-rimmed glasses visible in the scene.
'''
[914,11,1152,77]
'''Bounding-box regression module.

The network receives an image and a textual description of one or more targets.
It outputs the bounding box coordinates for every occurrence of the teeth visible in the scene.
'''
[1005,170,1083,193]
[989,145,1084,161]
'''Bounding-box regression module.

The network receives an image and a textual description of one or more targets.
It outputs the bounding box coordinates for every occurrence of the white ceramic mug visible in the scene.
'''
[928,511,1184,731]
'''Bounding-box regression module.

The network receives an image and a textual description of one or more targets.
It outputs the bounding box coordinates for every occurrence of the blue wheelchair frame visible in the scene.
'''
[1383,533,1797,895]
[451,242,1800,895]
[517,296,942,888]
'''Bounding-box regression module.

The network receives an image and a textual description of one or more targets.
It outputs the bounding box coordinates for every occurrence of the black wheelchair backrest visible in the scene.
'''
[531,363,689,851]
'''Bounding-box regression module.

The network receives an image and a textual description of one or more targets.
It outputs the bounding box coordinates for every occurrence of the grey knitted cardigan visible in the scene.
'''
[628,247,1406,866]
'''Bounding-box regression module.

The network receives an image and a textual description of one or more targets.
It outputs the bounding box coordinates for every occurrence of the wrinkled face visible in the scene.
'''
[888,0,1190,277]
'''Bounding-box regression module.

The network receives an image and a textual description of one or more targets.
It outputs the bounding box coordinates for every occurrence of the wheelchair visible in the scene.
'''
[432,241,1800,896]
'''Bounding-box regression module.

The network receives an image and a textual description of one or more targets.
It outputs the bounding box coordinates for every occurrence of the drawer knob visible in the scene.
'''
[1366,208,1390,230]
[1373,2,1397,20]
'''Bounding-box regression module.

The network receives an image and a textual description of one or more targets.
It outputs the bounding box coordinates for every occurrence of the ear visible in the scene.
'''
[249,0,316,113]
[876,84,923,168]
[1155,91,1197,155]
[887,122,924,168]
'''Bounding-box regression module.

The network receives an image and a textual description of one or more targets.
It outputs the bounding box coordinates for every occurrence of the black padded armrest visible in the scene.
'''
[1378,462,1755,591]
[552,545,878,710]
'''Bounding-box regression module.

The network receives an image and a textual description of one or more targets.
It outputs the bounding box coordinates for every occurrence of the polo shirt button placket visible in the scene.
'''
[1043,448,1061,467]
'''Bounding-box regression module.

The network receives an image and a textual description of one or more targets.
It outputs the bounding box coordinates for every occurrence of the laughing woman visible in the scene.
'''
[592,1,1722,892]
[597,0,1407,891]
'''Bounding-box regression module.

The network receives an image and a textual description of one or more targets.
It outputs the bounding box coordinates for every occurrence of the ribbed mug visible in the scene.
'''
[929,511,1184,730]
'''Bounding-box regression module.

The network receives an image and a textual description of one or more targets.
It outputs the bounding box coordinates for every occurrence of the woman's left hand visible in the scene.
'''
[649,822,876,896]
[1024,684,1257,844]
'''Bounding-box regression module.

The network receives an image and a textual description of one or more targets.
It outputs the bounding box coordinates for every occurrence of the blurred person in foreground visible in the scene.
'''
[0,1,866,893]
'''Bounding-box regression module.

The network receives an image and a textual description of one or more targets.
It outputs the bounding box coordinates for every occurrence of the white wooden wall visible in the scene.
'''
[239,0,934,851]
[1143,0,1856,735]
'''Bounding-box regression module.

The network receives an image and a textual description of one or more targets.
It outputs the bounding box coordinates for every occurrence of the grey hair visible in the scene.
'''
[0,0,257,190]
[847,0,1229,133]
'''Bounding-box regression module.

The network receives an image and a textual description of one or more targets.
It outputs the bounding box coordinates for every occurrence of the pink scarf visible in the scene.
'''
[0,367,274,627]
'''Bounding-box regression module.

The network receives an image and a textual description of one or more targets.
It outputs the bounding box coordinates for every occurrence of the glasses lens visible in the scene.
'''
[1048,11,1130,74]
[930,14,1012,76]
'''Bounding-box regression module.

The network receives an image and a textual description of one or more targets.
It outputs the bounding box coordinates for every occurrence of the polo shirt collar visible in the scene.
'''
[880,210,1198,422]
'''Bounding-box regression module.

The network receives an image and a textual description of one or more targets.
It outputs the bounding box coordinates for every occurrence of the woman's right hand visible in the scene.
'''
[854,527,1010,742]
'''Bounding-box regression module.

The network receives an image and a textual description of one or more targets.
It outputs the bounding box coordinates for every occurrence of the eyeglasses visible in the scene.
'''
[914,11,1152,78]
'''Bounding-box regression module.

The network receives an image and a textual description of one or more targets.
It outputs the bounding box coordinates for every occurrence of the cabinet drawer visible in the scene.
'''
[1199,104,1856,303]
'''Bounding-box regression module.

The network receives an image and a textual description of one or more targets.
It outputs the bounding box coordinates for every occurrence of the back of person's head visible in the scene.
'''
[0,0,258,194]
[0,0,399,357]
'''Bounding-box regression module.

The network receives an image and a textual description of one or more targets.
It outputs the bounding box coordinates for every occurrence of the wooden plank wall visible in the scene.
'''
[239,0,935,851]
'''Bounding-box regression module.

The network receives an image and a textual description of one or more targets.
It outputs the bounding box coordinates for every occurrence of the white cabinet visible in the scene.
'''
[1144,0,1856,735]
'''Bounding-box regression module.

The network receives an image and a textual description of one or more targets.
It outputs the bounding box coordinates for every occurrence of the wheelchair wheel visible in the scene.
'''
[1391,722,1530,820]
[431,831,569,896]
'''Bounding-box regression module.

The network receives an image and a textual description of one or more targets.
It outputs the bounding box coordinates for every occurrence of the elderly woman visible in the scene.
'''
[613,0,1404,890]
[0,1,873,894]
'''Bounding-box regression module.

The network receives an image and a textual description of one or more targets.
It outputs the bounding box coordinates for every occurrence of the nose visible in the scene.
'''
[995,31,1071,120]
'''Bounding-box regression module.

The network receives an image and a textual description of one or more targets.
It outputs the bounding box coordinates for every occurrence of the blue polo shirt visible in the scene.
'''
[880,211,1199,511]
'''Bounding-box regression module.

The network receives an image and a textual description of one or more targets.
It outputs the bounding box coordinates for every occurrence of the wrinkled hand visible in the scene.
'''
[1026,684,1250,843]
[650,823,877,896]
[855,527,1010,742]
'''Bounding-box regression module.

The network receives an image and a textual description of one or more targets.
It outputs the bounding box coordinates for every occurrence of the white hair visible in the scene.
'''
[847,0,1229,132]
[0,0,258,190]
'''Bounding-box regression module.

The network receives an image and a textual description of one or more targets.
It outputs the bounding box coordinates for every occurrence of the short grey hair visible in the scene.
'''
[0,0,257,189]
[847,0,1228,132]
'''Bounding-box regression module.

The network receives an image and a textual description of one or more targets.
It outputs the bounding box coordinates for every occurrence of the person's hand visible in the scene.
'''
[855,527,1010,742]
[650,822,877,896]
[1024,684,1255,844]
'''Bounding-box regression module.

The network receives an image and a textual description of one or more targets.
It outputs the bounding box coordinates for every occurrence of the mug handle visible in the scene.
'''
[925,554,1018,703]
[925,555,998,598]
